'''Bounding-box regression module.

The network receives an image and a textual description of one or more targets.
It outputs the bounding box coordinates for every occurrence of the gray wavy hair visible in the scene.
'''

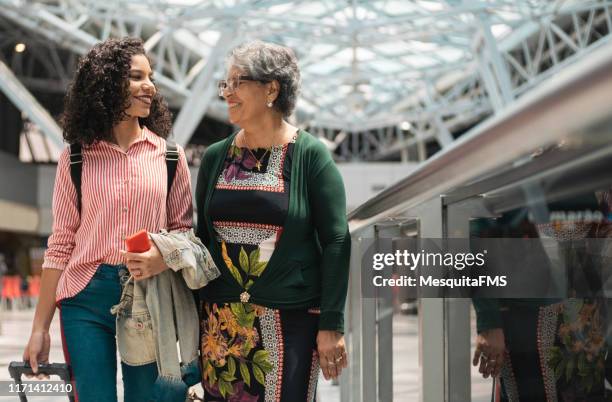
[227,40,301,117]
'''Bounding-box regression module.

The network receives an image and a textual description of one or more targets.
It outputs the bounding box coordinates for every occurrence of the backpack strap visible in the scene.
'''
[68,140,179,216]
[165,139,179,199]
[69,143,83,215]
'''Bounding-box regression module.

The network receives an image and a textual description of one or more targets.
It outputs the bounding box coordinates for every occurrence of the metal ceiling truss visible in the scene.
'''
[0,22,77,94]
[0,0,611,161]
[361,0,612,161]
[0,57,64,149]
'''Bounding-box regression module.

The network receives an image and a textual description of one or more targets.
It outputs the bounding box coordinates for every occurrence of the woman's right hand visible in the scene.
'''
[23,330,51,378]
[23,266,62,379]
[472,328,506,379]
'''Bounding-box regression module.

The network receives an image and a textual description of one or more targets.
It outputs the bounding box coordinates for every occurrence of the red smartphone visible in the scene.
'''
[125,229,151,253]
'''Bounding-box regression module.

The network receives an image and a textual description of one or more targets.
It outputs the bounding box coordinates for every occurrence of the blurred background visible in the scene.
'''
[1,1,612,401]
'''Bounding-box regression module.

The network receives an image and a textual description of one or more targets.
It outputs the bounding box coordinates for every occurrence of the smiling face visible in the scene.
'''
[124,54,156,119]
[223,66,275,127]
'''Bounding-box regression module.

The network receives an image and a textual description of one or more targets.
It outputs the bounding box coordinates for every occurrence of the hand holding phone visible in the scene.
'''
[125,229,151,253]
[123,230,166,280]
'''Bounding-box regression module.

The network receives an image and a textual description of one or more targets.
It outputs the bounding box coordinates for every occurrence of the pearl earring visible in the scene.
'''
[267,101,273,108]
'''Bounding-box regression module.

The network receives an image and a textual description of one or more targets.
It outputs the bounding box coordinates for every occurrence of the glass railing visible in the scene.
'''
[341,42,612,402]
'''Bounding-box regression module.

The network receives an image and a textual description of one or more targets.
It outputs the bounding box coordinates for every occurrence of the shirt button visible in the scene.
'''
[123,207,128,212]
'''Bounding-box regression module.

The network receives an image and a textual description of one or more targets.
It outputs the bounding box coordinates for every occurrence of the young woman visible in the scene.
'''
[22,37,193,402]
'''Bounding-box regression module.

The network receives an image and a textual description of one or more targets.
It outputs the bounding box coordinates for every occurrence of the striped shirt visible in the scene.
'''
[43,127,193,301]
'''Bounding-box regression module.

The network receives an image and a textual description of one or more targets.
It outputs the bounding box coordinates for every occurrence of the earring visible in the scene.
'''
[267,101,273,108]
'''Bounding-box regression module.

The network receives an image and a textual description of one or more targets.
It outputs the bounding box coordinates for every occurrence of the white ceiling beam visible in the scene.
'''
[0,59,64,149]
[172,28,238,146]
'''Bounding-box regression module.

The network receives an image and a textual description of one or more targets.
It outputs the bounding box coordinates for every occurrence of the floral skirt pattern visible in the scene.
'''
[200,302,320,402]
[497,299,611,402]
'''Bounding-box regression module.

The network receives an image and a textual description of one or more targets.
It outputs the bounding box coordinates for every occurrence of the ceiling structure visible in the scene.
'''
[0,0,611,161]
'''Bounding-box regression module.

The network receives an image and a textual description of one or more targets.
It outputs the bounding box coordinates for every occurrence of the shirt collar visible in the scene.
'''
[96,125,158,150]
[141,126,159,147]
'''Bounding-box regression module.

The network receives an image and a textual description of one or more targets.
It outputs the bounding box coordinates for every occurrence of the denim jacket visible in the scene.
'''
[111,229,220,402]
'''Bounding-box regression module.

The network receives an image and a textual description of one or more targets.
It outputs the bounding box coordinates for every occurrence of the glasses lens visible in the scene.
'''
[229,78,240,91]
[218,80,228,97]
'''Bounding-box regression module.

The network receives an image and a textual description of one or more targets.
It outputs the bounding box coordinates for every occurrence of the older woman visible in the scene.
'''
[195,40,350,401]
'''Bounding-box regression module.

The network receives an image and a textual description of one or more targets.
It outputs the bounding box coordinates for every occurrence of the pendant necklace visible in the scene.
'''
[242,132,272,171]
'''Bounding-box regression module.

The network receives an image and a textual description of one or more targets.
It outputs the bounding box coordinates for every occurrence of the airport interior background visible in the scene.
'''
[1,1,612,401]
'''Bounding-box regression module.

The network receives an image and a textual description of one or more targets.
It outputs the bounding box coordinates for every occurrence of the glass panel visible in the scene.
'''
[446,119,612,401]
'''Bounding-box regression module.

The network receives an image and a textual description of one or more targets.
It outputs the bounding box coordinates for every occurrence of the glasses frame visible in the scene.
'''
[217,75,270,97]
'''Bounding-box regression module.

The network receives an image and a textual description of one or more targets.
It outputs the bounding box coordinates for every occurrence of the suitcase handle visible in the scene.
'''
[9,361,71,381]
[8,361,74,402]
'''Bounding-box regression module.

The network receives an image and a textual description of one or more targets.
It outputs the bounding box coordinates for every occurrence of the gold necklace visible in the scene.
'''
[248,147,269,171]
[242,133,272,171]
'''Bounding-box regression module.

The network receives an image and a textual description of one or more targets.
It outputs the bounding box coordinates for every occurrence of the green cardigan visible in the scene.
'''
[195,130,351,333]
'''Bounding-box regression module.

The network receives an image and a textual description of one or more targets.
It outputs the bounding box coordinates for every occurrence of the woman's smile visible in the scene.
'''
[134,95,152,105]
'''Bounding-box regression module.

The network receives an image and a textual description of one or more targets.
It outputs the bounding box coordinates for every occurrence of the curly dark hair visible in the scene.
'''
[60,37,172,146]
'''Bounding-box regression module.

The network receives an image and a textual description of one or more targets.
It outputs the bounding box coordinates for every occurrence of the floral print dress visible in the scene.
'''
[496,213,612,402]
[495,299,609,402]
[201,132,321,402]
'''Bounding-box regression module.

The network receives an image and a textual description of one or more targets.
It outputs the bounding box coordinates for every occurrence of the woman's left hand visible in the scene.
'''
[121,242,168,280]
[317,330,348,380]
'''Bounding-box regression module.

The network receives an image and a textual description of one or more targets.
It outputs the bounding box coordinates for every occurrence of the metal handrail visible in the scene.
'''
[348,40,612,232]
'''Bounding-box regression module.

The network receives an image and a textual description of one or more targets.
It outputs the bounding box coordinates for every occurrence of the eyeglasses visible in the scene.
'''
[217,75,269,97]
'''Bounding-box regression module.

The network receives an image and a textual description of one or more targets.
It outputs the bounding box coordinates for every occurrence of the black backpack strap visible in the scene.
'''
[68,141,178,215]
[69,143,83,215]
[165,139,179,198]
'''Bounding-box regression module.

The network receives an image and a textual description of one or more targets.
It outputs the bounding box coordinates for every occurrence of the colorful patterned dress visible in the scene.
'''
[201,132,321,402]
[473,194,612,402]
[492,198,612,402]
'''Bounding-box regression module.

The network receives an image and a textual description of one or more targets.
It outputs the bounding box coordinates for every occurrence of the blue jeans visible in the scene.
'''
[59,264,158,402]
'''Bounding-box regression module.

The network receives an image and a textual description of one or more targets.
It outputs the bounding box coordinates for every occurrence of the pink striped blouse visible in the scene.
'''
[43,127,193,301]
